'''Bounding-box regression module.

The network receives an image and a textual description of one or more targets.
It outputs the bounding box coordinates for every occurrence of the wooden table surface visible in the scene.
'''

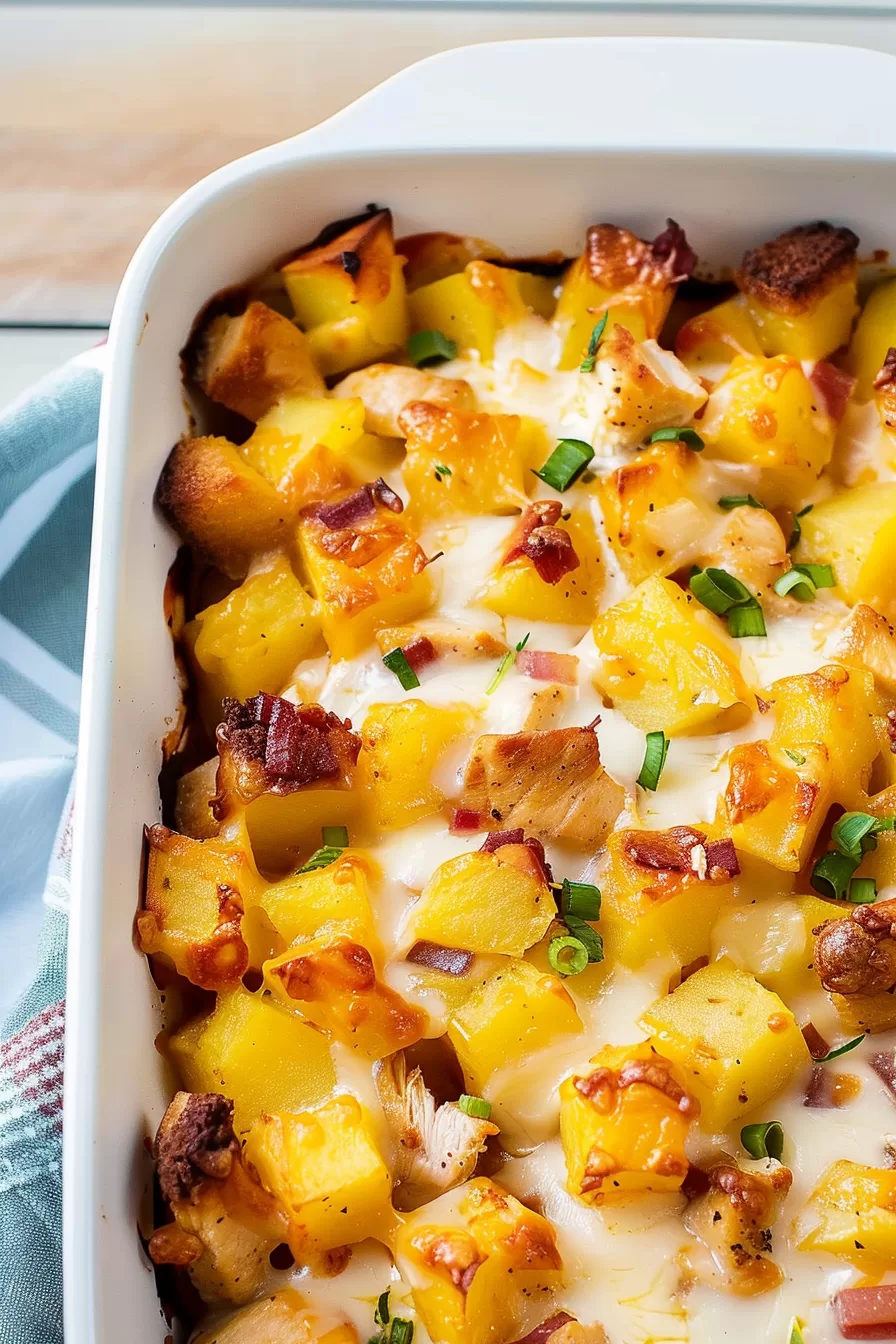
[2,4,896,325]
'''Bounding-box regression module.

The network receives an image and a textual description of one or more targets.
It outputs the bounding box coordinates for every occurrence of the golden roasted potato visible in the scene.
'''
[400,401,537,517]
[407,259,554,361]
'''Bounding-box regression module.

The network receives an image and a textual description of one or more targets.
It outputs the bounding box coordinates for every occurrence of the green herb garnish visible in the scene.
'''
[559,879,601,921]
[774,568,817,602]
[457,1094,492,1119]
[298,845,344,874]
[533,438,595,492]
[788,503,813,551]
[637,730,670,791]
[486,633,529,696]
[810,849,861,901]
[848,877,878,904]
[816,1034,865,1062]
[741,1120,784,1161]
[718,494,764,511]
[648,426,704,451]
[689,566,766,637]
[548,935,590,976]
[321,825,349,848]
[579,313,609,373]
[407,329,457,367]
[383,647,421,691]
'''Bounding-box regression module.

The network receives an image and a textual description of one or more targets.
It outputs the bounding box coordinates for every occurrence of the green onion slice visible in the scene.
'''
[563,915,604,964]
[774,568,817,602]
[810,849,861,901]
[407,329,457,367]
[434,463,452,478]
[533,438,595,492]
[298,845,344,874]
[375,1292,390,1329]
[718,494,764,511]
[794,562,835,589]
[486,633,529,696]
[637,730,670,791]
[383,647,421,691]
[848,877,878,905]
[560,879,601,921]
[548,935,590,976]
[784,749,806,766]
[816,1034,865,1063]
[579,313,609,373]
[689,567,755,615]
[788,1318,805,1344]
[389,1320,415,1344]
[788,503,813,551]
[321,825,349,848]
[832,812,895,861]
[648,426,704,451]
[727,603,767,638]
[740,1120,784,1161]
[457,1094,492,1120]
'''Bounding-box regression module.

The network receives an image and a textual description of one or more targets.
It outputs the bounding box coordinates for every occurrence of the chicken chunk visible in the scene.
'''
[196,301,325,421]
[683,1162,792,1296]
[595,325,707,452]
[334,363,475,436]
[828,603,896,696]
[460,725,625,849]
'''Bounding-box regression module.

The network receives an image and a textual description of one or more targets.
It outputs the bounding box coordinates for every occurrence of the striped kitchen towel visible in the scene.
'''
[0,347,104,1344]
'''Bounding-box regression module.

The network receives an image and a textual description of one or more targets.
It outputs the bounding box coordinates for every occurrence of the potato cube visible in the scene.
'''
[595,326,707,452]
[156,435,287,580]
[244,1096,393,1256]
[407,260,554,362]
[196,301,325,421]
[851,277,896,401]
[256,852,379,951]
[296,490,434,660]
[281,210,408,376]
[798,1160,896,1274]
[599,827,733,970]
[797,482,896,620]
[478,505,604,624]
[240,395,365,513]
[700,355,836,506]
[711,893,848,1003]
[591,574,752,735]
[829,604,896,696]
[640,957,810,1130]
[169,988,335,1137]
[447,959,583,1096]
[358,699,474,830]
[738,222,859,361]
[394,1178,564,1344]
[194,1289,358,1344]
[559,1043,697,1202]
[410,842,554,957]
[334,363,475,436]
[597,442,713,585]
[263,934,426,1059]
[242,791,366,878]
[716,741,833,872]
[399,230,505,290]
[400,401,536,518]
[185,557,322,734]
[674,295,763,375]
[138,825,262,990]
[766,663,887,807]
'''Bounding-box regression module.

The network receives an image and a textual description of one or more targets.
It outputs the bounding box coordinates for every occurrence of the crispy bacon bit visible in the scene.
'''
[517,649,579,686]
[681,1162,712,1201]
[874,348,896,392]
[503,501,581,585]
[406,941,475,976]
[511,1314,575,1344]
[480,829,553,883]
[586,219,696,290]
[402,635,438,674]
[739,222,859,315]
[451,807,483,833]
[802,1021,831,1061]
[833,1284,896,1339]
[154,1092,237,1206]
[805,1065,855,1109]
[704,837,740,878]
[369,476,404,512]
[312,478,404,530]
[809,360,856,421]
[623,826,707,872]
[870,1050,896,1099]
[814,899,896,997]
[649,220,699,284]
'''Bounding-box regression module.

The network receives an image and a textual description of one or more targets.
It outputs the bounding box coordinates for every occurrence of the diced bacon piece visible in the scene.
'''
[503,501,581,585]
[406,942,475,976]
[808,360,856,421]
[511,1315,575,1344]
[480,829,553,884]
[802,1022,831,1061]
[451,808,483,833]
[834,1285,896,1339]
[517,649,579,686]
[704,838,740,878]
[402,635,439,675]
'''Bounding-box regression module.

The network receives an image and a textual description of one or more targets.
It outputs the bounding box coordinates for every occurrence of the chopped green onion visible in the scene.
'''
[434,463,452,478]
[321,825,349,848]
[689,567,755,616]
[375,1292,390,1329]
[563,915,604,964]
[816,1034,865,1062]
[457,1094,492,1120]
[832,811,895,861]
[848,877,878,904]
[579,313,609,373]
[718,494,764,511]
[548,935,590,976]
[784,749,807,766]
[298,845,344,874]
[793,562,835,589]
[774,568,817,602]
[486,634,529,696]
[383,647,420,691]
[740,1120,784,1161]
[647,426,704,451]
[726,602,767,638]
[637,730,670,791]
[389,1320,415,1344]
[560,879,601,921]
[407,329,457,367]
[788,1318,805,1344]
[788,503,813,551]
[810,849,861,901]
[533,439,595,492]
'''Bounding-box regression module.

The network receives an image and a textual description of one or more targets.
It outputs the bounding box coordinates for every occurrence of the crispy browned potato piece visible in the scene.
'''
[196,301,324,420]
[156,435,287,579]
[829,603,896,695]
[738,221,858,316]
[397,230,505,290]
[281,208,395,307]
[461,725,625,849]
[334,363,474,436]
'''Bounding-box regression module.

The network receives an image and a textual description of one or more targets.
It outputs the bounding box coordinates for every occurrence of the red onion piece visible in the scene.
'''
[510,1314,575,1344]
[313,487,376,530]
[870,1050,896,1099]
[451,808,483,833]
[406,941,474,976]
[704,838,740,878]
[803,1022,832,1061]
[834,1285,896,1339]
[517,649,579,686]
[650,219,698,282]
[480,829,526,851]
[809,360,856,422]
[804,1066,837,1109]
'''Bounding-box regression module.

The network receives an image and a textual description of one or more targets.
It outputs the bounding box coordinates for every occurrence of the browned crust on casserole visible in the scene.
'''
[155,1091,238,1205]
[739,221,858,315]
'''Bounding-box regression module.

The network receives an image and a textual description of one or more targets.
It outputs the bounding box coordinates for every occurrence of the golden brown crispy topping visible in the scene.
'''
[586,220,696,291]
[575,1054,700,1118]
[281,208,396,306]
[739,221,858,315]
[147,1223,205,1267]
[503,502,581,585]
[622,825,707,871]
[814,899,896,996]
[683,1161,792,1296]
[416,1229,485,1293]
[196,301,325,420]
[333,364,474,436]
[155,1091,238,1206]
[875,347,896,392]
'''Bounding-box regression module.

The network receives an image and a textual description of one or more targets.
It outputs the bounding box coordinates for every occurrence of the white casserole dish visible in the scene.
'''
[63,35,896,1343]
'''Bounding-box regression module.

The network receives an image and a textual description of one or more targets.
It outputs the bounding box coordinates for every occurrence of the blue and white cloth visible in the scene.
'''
[0,345,105,1344]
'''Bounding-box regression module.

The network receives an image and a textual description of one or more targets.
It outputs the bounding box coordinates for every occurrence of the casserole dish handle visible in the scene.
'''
[303,37,896,155]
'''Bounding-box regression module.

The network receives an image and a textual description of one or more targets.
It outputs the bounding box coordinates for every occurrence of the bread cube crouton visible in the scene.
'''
[196,301,325,421]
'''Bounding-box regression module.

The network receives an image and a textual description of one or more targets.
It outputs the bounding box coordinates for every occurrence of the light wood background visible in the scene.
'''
[2,4,896,325]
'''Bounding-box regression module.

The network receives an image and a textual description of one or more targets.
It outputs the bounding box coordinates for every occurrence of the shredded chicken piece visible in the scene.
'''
[683,1162,792,1296]
[334,363,474,436]
[595,325,707,451]
[376,1053,497,1211]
